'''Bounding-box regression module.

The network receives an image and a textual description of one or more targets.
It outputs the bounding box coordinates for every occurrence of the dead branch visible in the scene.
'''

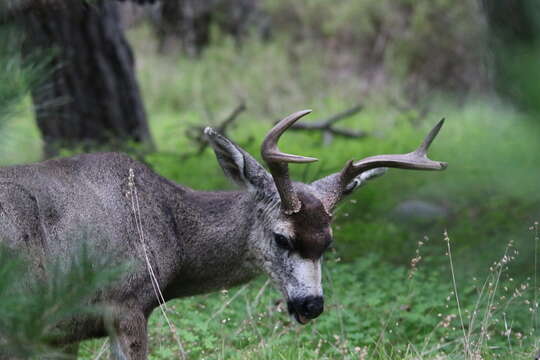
[280,105,366,145]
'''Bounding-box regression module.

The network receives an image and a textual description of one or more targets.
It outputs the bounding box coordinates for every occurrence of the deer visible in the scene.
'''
[0,110,447,359]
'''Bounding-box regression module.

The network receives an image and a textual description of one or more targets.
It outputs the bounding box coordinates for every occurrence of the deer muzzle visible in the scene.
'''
[287,295,324,324]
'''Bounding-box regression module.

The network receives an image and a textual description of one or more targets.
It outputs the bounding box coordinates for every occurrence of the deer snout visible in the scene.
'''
[288,296,324,324]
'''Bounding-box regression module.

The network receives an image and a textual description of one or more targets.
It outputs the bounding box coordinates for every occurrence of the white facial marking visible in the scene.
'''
[251,206,324,303]
[286,255,322,299]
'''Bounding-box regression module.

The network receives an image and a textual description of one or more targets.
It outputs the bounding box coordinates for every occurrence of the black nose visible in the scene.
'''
[294,296,324,319]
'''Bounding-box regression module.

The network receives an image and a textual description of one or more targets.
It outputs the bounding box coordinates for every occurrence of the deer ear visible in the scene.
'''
[311,167,388,212]
[341,167,388,196]
[205,127,274,192]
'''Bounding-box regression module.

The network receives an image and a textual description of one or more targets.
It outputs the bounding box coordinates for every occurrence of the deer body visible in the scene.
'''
[0,111,447,359]
[0,152,263,330]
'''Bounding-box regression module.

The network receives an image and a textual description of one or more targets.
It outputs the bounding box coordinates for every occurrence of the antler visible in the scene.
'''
[339,118,447,185]
[313,119,447,211]
[261,110,318,214]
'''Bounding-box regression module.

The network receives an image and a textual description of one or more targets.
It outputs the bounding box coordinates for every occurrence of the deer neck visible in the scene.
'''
[166,190,262,298]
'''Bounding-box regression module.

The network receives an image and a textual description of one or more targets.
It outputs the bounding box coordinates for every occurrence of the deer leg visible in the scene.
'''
[109,311,148,360]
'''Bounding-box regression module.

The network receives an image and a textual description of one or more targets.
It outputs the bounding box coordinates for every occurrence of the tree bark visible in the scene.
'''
[23,0,153,157]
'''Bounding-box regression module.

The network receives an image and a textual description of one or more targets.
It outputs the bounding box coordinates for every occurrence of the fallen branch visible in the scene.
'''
[281,105,366,145]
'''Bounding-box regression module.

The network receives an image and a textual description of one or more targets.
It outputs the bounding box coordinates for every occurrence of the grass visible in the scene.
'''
[2,23,540,360]
[76,231,539,359]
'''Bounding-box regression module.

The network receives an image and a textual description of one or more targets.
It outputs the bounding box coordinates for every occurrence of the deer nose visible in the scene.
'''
[298,296,324,319]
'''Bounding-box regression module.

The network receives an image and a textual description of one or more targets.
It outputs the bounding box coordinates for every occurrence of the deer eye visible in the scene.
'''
[273,233,292,250]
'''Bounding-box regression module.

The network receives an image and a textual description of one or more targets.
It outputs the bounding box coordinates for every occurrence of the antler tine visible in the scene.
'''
[339,119,448,188]
[415,118,445,155]
[261,110,319,214]
[261,109,319,164]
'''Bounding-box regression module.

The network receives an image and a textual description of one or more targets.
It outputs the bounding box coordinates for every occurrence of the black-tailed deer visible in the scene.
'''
[0,110,446,359]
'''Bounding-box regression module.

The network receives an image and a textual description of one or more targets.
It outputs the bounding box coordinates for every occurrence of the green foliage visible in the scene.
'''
[112,28,540,358]
[0,23,50,122]
[496,44,540,114]
[0,245,123,359]
[0,23,47,163]
[77,247,539,359]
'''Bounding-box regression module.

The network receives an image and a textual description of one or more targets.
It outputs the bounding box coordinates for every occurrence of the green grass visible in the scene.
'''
[77,239,540,359]
[3,24,540,360]
[103,31,540,358]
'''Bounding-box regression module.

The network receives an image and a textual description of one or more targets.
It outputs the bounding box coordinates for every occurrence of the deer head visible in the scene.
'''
[204,110,447,324]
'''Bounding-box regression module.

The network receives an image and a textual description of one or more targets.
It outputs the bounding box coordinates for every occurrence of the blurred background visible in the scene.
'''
[2,0,540,359]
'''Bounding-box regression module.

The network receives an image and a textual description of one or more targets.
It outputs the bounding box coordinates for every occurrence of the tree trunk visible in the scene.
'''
[23,0,153,157]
